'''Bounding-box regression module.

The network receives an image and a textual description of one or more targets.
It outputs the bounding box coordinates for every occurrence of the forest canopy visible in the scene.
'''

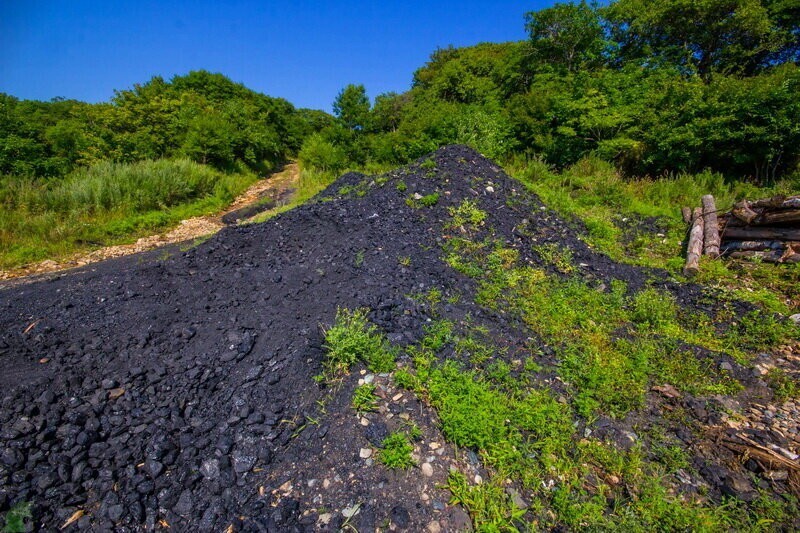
[301,0,800,182]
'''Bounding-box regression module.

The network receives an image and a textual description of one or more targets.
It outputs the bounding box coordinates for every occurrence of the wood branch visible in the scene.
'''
[749,195,800,210]
[720,240,784,254]
[718,214,745,228]
[702,195,720,258]
[684,207,704,276]
[732,200,759,225]
[761,209,800,226]
[720,227,800,241]
[681,206,692,224]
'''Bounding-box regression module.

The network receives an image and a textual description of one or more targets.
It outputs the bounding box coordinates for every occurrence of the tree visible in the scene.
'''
[525,1,608,73]
[333,84,370,131]
[605,0,792,79]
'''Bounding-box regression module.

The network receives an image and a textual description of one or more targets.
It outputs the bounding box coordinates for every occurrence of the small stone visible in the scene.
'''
[318,513,332,525]
[359,448,373,459]
[421,462,433,477]
[232,452,257,473]
[789,313,800,326]
[360,417,370,426]
[485,186,494,193]
[719,362,733,372]
[506,487,528,509]
[323,479,331,489]
[342,505,360,519]
[474,474,483,484]
[173,489,193,517]
[201,459,220,480]
[390,506,410,528]
[392,393,403,401]
[107,504,125,522]
[427,520,442,533]
[428,442,440,450]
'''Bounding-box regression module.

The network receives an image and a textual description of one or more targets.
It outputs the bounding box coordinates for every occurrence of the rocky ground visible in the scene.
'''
[0,146,797,531]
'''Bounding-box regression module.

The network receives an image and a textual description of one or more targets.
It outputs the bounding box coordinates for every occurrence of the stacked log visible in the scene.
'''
[682,194,800,273]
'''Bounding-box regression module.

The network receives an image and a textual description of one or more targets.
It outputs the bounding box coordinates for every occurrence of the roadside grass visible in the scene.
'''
[0,159,257,269]
[505,156,800,311]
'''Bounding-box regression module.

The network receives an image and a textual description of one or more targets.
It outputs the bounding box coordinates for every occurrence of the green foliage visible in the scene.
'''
[1,71,311,178]
[333,84,370,131]
[406,191,440,208]
[298,134,348,173]
[2,502,31,533]
[321,308,395,378]
[0,159,254,269]
[447,472,526,531]
[447,199,487,230]
[352,383,379,413]
[526,0,609,73]
[765,368,799,402]
[378,432,414,469]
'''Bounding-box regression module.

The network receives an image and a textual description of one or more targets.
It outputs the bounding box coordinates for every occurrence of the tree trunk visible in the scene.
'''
[684,207,704,276]
[701,195,720,258]
[681,206,692,224]
[732,200,758,225]
[720,240,784,254]
[720,227,800,241]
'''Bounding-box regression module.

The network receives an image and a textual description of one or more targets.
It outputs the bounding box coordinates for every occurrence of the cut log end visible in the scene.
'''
[684,207,705,276]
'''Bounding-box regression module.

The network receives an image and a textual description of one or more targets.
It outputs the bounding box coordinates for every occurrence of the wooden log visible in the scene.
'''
[732,200,759,225]
[761,209,800,226]
[720,240,784,254]
[701,195,720,258]
[681,206,692,224]
[684,207,704,276]
[720,227,800,241]
[750,195,800,210]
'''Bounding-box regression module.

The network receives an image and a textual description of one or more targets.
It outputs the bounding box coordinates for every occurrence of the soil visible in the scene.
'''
[0,146,797,531]
[0,163,300,283]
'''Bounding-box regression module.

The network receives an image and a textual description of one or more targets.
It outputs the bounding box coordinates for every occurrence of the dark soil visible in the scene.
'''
[0,146,794,531]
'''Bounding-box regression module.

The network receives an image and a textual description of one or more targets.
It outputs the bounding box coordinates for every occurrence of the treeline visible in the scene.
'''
[305,0,800,182]
[0,70,330,178]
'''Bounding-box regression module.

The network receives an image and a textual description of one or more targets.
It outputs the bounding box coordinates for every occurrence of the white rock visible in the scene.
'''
[427,520,442,533]
[318,513,332,525]
[485,186,495,193]
[342,505,360,518]
[790,313,800,325]
[421,462,434,477]
[359,448,373,459]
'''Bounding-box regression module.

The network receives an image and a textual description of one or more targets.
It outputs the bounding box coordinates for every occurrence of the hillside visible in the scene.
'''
[1,146,798,531]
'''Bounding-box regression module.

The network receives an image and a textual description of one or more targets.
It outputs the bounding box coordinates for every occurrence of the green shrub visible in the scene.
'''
[298,133,348,172]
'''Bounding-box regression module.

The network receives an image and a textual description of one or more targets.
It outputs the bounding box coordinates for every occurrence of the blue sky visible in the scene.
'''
[0,1,554,111]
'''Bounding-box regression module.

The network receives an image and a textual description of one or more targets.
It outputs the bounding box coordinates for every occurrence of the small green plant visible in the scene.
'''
[532,243,575,274]
[765,368,799,402]
[447,472,526,530]
[352,383,379,413]
[447,199,487,230]
[398,255,411,266]
[321,308,395,377]
[378,431,415,469]
[406,192,440,208]
[420,158,437,172]
[2,502,31,533]
[396,180,408,192]
[354,249,365,268]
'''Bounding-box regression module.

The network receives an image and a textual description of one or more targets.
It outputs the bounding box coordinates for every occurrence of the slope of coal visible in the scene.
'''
[0,145,791,531]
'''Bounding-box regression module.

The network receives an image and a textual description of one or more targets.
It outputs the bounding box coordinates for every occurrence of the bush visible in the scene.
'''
[298,133,348,173]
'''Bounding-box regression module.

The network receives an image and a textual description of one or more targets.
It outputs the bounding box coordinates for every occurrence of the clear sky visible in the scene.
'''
[0,1,554,112]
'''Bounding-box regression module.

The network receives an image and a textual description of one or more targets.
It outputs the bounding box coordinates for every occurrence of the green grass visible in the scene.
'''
[2,502,31,533]
[0,158,257,269]
[377,431,415,469]
[504,155,800,312]
[352,383,379,414]
[319,308,395,379]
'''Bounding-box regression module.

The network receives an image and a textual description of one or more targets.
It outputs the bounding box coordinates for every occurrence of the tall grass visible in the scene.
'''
[0,159,256,269]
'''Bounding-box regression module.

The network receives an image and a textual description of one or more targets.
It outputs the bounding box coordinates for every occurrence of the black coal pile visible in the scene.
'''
[0,145,760,531]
